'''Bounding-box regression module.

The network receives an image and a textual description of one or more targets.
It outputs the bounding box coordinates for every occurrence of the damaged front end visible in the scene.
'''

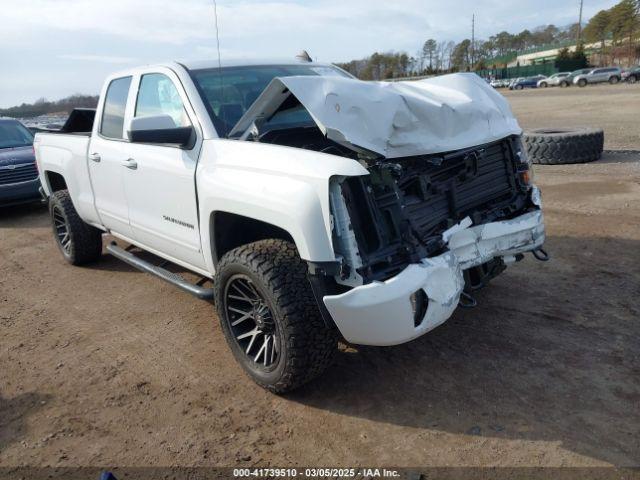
[334,135,539,285]
[322,137,545,345]
[229,73,546,346]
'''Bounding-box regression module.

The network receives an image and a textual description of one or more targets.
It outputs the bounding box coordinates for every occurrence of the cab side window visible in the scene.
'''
[135,74,191,129]
[100,76,132,139]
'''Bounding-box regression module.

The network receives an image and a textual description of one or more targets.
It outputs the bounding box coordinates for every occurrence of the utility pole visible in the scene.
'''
[576,0,584,44]
[471,14,475,70]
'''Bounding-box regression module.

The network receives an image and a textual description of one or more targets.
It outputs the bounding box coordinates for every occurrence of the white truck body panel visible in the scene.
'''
[196,139,368,273]
[34,134,101,227]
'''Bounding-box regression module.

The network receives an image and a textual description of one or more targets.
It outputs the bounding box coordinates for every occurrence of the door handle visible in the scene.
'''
[122,158,138,170]
[89,152,101,162]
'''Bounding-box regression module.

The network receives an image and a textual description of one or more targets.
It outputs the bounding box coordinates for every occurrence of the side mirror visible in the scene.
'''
[127,114,193,147]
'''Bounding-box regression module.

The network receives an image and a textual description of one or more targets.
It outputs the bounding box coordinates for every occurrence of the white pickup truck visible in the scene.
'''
[35,59,546,392]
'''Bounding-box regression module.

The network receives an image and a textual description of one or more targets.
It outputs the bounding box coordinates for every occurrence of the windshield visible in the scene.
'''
[189,64,351,137]
[0,121,34,149]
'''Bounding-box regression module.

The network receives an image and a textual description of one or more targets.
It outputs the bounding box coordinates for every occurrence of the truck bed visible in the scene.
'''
[34,131,98,224]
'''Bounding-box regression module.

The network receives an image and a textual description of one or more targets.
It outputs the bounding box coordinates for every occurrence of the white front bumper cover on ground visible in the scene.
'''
[323,208,545,346]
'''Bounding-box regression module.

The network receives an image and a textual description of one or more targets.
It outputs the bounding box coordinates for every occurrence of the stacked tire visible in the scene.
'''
[523,128,604,165]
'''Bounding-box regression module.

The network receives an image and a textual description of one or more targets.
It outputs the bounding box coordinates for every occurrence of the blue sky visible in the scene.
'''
[0,0,620,108]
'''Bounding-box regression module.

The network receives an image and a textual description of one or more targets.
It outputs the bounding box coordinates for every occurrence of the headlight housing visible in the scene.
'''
[515,136,534,186]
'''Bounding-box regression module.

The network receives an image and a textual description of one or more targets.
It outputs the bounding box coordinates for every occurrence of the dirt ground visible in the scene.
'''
[1,84,639,470]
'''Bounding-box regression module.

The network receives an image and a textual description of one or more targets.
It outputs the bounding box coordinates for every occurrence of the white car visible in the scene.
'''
[537,72,571,88]
[34,60,546,392]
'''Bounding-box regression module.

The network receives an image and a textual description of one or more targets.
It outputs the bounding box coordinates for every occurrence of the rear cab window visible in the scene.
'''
[100,76,132,139]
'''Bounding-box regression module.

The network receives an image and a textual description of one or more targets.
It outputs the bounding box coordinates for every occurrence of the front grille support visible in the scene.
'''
[343,135,531,283]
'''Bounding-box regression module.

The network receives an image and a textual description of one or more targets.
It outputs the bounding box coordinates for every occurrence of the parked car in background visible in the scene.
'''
[0,118,41,207]
[508,77,524,89]
[490,79,510,89]
[573,67,622,87]
[510,75,546,90]
[537,72,571,88]
[559,68,593,87]
[622,66,640,83]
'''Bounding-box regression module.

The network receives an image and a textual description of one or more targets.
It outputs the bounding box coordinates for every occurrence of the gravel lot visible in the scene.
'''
[1,83,639,470]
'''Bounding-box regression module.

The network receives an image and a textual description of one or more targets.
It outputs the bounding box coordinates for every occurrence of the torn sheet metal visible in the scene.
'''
[446,210,545,269]
[322,209,544,346]
[229,73,522,159]
[323,252,464,346]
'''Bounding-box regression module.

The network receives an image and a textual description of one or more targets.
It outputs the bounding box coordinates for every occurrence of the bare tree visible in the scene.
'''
[422,39,438,72]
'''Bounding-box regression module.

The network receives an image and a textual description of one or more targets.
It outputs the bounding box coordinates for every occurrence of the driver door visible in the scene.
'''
[121,69,206,271]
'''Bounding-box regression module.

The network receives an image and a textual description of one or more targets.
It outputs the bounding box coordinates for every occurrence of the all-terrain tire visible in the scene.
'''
[214,239,337,393]
[49,189,103,265]
[523,128,604,165]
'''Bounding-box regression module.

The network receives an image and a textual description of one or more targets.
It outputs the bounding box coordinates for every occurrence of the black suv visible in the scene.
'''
[622,66,640,83]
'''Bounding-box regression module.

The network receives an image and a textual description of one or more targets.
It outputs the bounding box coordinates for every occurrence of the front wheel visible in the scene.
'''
[49,190,103,265]
[609,76,620,84]
[560,81,569,88]
[214,239,337,393]
[578,79,587,87]
[628,75,638,84]
[515,85,523,90]
[540,82,548,88]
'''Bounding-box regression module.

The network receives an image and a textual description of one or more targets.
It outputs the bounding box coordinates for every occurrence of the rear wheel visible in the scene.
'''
[560,81,569,88]
[515,84,523,90]
[539,82,548,88]
[214,239,337,393]
[628,75,638,84]
[49,190,102,265]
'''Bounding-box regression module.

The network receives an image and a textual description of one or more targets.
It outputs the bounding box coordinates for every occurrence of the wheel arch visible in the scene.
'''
[44,170,67,194]
[209,211,297,267]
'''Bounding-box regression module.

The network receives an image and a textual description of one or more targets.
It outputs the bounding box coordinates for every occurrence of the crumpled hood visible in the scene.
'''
[229,73,522,159]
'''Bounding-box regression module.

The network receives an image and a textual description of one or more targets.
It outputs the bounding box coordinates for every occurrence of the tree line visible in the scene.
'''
[338,0,640,79]
[0,94,99,119]
[583,0,640,65]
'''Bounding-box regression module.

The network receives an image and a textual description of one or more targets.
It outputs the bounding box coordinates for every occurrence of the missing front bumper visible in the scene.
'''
[323,209,545,346]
